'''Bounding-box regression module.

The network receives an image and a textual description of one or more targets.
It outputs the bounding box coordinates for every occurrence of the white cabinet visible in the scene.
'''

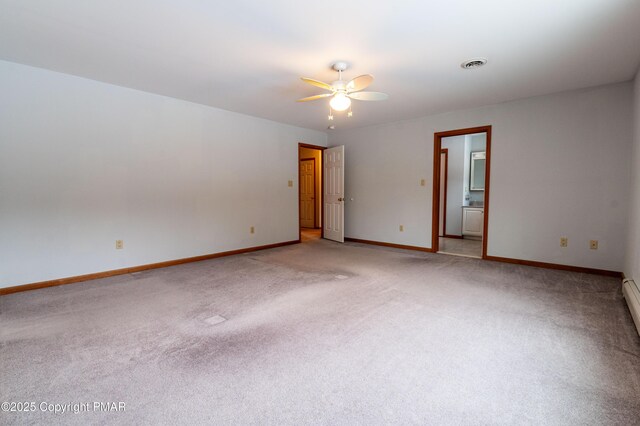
[462,207,483,237]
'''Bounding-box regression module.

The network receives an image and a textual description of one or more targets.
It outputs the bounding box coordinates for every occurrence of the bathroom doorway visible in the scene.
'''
[432,126,491,258]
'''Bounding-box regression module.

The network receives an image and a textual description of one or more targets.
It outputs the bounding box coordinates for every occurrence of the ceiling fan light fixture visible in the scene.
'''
[298,62,387,121]
[330,93,351,111]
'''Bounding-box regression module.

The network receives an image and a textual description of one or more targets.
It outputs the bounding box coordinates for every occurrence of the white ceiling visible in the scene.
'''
[1,0,639,131]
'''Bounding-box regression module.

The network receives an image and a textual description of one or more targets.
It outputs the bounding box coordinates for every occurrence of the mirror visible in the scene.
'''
[470,151,485,191]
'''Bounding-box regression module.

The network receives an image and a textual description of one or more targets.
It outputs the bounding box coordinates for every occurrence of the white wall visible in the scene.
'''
[625,69,640,281]
[0,60,327,288]
[330,82,633,272]
[441,136,465,236]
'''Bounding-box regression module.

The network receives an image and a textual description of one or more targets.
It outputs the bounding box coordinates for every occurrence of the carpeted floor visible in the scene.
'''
[1,237,639,425]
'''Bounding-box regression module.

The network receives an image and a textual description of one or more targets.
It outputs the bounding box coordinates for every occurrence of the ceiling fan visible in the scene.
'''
[297,62,388,114]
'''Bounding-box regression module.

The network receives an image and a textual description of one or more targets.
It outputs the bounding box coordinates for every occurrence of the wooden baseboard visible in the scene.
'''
[0,240,300,296]
[443,234,464,239]
[484,255,622,278]
[345,237,434,253]
[346,238,620,278]
[5,239,619,296]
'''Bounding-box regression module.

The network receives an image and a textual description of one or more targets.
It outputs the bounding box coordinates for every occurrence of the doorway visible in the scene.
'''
[299,143,325,242]
[432,126,492,258]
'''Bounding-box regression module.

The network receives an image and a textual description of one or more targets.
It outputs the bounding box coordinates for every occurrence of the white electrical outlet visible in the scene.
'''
[590,240,598,250]
[116,240,124,249]
[399,225,404,232]
[560,237,568,248]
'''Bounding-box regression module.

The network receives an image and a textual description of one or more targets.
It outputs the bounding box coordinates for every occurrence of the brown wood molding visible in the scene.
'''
[0,240,300,296]
[483,127,492,259]
[347,238,620,277]
[345,237,435,253]
[434,126,493,139]
[298,142,326,240]
[440,148,448,238]
[443,234,464,239]
[298,143,327,151]
[432,125,492,258]
[484,255,622,278]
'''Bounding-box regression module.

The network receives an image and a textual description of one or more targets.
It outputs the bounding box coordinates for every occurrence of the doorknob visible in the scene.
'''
[338,197,343,201]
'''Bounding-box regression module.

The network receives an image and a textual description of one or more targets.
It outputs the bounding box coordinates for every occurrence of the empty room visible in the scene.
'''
[2,1,640,424]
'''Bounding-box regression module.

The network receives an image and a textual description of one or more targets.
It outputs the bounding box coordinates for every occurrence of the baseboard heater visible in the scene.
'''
[622,278,640,336]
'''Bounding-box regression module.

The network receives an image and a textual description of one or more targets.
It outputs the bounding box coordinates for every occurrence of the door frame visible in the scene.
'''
[299,157,317,228]
[298,143,326,241]
[431,125,492,258]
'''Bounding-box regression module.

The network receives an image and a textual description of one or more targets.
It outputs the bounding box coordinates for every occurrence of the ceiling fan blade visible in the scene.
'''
[348,91,389,101]
[297,93,333,102]
[346,74,374,92]
[300,77,333,91]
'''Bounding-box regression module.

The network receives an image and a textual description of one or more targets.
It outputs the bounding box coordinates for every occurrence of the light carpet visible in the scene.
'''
[1,238,639,425]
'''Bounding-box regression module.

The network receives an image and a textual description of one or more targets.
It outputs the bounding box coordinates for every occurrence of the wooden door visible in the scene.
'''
[299,158,315,228]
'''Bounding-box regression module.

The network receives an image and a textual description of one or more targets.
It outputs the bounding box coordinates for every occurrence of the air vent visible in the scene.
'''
[461,58,488,69]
